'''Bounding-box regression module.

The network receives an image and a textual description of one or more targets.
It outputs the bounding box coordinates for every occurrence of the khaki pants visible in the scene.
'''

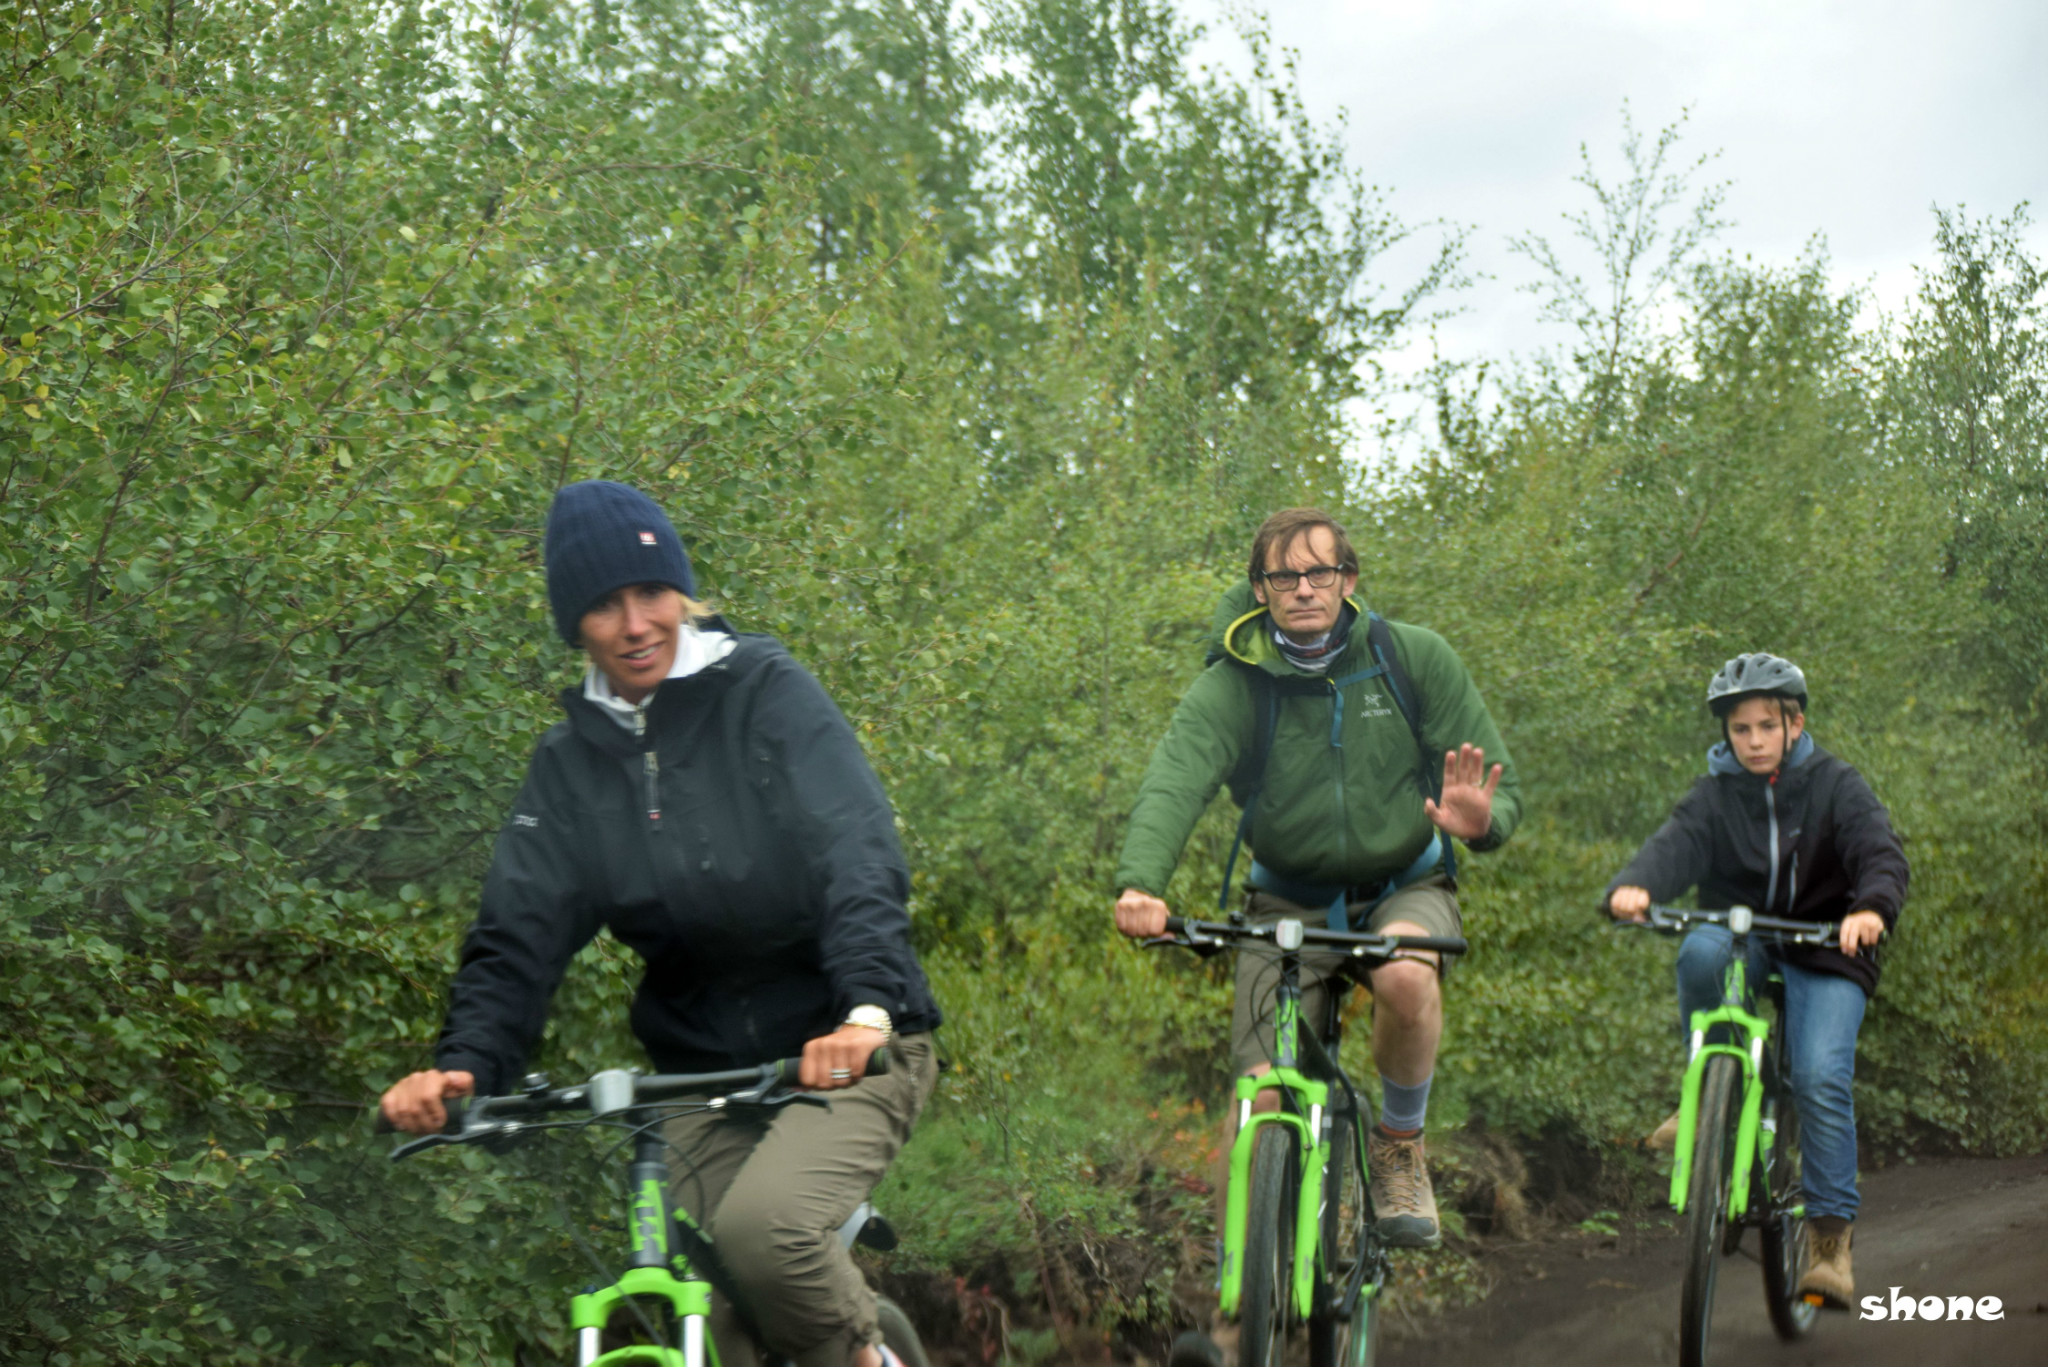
[661,1033,937,1366]
[1228,874,1462,1076]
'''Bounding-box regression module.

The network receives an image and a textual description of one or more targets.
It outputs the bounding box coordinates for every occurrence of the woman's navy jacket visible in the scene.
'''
[434,627,940,1095]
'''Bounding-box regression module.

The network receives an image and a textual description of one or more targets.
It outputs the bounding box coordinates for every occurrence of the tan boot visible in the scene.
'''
[1368,1127,1441,1249]
[1797,1220,1854,1309]
[1646,1109,1682,1153]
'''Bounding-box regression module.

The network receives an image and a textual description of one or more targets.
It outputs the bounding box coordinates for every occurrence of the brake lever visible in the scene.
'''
[390,1131,460,1162]
[1141,931,1224,959]
[718,1080,831,1112]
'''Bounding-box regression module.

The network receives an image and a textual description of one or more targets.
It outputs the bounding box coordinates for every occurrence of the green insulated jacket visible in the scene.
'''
[1114,592,1522,897]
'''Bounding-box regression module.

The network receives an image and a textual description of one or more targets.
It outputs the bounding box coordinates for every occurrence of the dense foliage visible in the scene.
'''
[3,1,2041,1363]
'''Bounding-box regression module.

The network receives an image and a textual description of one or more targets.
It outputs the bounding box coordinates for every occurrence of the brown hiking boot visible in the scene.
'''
[1647,1109,1682,1153]
[1797,1221,1854,1308]
[1368,1127,1441,1249]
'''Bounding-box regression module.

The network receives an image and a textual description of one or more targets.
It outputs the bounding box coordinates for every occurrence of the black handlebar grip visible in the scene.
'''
[772,1044,895,1088]
[1163,915,1187,935]
[374,1098,467,1136]
[1389,935,1469,954]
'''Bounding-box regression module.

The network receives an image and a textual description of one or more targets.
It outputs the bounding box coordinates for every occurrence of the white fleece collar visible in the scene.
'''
[582,622,737,729]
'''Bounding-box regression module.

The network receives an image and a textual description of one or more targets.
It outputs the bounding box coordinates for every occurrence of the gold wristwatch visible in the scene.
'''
[842,1004,894,1044]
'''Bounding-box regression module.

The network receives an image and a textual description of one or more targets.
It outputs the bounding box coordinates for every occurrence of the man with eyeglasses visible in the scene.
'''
[1113,506,1521,1259]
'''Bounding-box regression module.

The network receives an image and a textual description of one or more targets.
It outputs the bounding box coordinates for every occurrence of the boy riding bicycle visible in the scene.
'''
[1606,653,1907,1307]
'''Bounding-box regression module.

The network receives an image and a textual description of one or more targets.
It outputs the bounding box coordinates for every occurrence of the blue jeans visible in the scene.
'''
[1675,926,1867,1222]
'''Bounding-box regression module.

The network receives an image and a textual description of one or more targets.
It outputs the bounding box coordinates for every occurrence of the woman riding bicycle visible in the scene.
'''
[380,479,941,1367]
[1605,653,1906,1308]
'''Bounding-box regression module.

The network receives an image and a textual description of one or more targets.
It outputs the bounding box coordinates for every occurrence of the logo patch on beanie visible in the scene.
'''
[639,531,657,545]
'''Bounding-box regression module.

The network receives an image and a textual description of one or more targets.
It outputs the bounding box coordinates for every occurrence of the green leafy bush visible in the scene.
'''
[4,2,2042,1363]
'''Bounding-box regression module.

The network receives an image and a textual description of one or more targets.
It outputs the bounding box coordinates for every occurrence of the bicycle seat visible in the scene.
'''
[834,1200,900,1252]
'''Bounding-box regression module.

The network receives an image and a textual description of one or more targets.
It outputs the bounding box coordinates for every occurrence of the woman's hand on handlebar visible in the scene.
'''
[801,1025,886,1091]
[1607,885,1650,923]
[1114,888,1170,939]
[380,1069,475,1135]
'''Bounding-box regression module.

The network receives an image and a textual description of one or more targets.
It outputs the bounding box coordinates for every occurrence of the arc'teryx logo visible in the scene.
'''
[513,814,540,828]
[1860,1286,2006,1321]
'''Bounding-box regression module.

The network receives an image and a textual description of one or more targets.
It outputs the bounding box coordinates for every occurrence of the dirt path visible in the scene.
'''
[1386,1152,2048,1367]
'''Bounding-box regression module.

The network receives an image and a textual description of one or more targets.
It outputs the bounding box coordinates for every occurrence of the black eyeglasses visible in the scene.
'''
[1258,565,1346,592]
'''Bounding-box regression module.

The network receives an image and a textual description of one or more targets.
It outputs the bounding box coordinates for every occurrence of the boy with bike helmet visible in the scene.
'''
[1606,653,1907,1307]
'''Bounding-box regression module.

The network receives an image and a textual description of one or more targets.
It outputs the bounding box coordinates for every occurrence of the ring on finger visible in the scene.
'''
[829,1068,852,1080]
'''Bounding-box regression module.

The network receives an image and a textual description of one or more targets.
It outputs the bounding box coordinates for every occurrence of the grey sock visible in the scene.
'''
[1378,1073,1432,1134]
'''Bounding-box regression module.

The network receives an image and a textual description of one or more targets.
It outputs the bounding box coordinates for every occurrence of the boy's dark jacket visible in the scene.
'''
[1607,736,1908,994]
[434,626,940,1096]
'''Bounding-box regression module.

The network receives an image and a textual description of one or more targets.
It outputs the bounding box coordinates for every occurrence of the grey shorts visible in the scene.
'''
[1227,873,1462,1076]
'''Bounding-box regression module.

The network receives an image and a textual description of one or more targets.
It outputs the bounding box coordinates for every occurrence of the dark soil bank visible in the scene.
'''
[1387,1152,2048,1367]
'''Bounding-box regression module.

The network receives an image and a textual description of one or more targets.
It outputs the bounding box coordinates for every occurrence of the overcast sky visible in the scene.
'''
[1185,0,2048,424]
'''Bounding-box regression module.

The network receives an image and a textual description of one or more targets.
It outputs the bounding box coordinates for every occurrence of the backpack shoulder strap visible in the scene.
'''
[1365,613,1458,883]
[1365,614,1427,778]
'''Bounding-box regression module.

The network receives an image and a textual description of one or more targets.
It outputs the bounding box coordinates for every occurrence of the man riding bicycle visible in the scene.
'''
[1606,653,1906,1308]
[1112,507,1522,1255]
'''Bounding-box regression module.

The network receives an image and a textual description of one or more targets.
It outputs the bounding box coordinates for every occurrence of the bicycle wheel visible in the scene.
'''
[875,1294,932,1367]
[1309,1111,1377,1367]
[1679,1054,1739,1367]
[1240,1124,1298,1367]
[1759,1094,1818,1340]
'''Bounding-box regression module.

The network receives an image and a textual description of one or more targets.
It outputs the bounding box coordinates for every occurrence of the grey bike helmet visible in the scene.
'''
[1706,653,1808,715]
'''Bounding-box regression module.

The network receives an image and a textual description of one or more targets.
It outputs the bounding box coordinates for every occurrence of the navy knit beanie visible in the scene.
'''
[544,480,695,644]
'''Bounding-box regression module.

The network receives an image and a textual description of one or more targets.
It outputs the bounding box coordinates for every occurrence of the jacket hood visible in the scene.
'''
[1207,579,1364,675]
[1707,730,1816,777]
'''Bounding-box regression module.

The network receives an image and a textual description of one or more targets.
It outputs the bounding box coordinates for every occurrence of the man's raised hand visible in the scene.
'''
[1423,743,1503,843]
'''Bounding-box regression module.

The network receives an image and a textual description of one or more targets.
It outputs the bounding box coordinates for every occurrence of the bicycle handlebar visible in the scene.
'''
[375,1048,893,1155]
[1150,913,1469,960]
[1623,903,1841,947]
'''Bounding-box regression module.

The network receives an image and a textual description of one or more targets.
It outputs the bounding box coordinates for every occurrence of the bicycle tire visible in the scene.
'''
[1679,1054,1740,1367]
[1309,1111,1376,1367]
[875,1294,932,1367]
[1759,1094,1818,1341]
[1240,1125,1298,1367]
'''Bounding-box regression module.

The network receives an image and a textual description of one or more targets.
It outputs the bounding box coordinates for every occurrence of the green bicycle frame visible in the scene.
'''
[568,1125,722,1367]
[1219,1068,1331,1320]
[1667,956,1776,1222]
[572,1267,716,1367]
[1216,967,1363,1326]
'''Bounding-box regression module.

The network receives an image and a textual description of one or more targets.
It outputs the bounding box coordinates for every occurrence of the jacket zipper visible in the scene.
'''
[1329,679,1348,869]
[634,706,661,826]
[1764,775,1780,912]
